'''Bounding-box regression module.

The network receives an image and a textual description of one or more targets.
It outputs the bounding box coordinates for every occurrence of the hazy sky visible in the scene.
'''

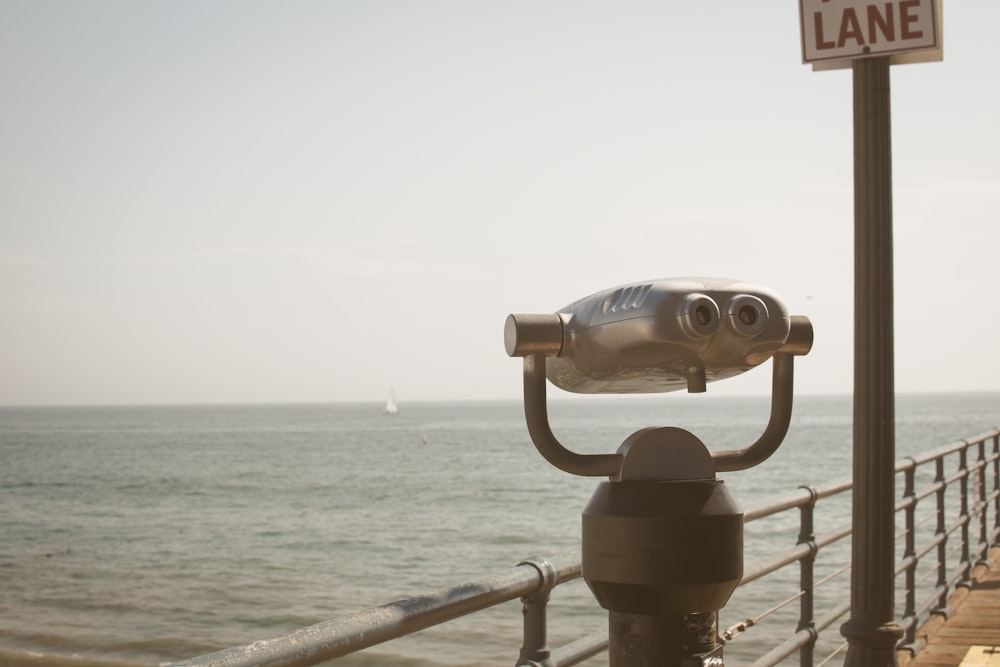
[1,2,998,406]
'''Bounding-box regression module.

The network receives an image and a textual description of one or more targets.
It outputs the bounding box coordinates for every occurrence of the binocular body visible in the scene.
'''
[505,278,796,394]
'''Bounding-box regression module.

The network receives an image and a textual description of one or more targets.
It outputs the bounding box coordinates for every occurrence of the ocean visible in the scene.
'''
[1,393,998,667]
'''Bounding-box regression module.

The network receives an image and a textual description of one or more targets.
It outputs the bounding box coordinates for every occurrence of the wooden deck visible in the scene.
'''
[901,547,1000,667]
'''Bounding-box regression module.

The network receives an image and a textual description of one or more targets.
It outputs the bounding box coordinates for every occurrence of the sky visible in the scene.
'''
[1,1,998,406]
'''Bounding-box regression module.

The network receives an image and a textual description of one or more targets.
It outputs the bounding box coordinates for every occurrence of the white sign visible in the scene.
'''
[800,0,940,65]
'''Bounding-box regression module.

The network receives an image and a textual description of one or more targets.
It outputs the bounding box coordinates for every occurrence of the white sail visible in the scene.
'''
[384,388,399,415]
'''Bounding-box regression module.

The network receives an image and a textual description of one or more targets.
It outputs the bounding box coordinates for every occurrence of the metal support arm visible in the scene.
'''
[522,351,800,477]
[712,314,812,472]
[519,315,812,477]
[711,353,795,472]
[523,353,624,478]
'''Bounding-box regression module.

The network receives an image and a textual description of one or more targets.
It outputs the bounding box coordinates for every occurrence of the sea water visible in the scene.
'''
[1,393,998,667]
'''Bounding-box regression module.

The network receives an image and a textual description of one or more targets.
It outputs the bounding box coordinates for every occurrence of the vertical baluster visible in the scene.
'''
[976,439,989,565]
[516,557,557,667]
[934,457,948,611]
[798,486,818,667]
[993,433,1000,541]
[902,462,917,647]
[959,447,971,584]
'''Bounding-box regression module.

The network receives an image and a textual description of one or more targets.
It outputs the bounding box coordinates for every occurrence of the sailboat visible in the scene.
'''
[383,388,399,416]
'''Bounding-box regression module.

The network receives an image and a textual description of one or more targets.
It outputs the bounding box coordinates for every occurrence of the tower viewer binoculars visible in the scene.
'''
[505,277,812,395]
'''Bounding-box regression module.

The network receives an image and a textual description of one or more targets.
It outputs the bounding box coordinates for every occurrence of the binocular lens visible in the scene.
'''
[679,294,720,338]
[738,305,758,326]
[728,295,768,337]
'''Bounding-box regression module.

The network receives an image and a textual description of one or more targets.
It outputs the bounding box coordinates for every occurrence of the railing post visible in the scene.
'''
[933,457,948,613]
[958,446,972,584]
[901,461,917,648]
[993,433,1000,543]
[975,439,989,566]
[797,486,819,667]
[517,557,559,667]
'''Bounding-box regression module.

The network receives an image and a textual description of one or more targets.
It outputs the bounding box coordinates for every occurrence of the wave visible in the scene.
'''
[0,648,147,667]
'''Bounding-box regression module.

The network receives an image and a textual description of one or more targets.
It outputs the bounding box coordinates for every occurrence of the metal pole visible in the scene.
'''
[797,491,817,667]
[608,611,719,667]
[841,55,904,667]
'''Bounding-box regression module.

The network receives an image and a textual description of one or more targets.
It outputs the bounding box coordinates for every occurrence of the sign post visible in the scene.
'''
[841,53,904,667]
[798,2,941,666]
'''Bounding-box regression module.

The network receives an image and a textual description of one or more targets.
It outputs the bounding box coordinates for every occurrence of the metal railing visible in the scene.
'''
[171,428,1000,667]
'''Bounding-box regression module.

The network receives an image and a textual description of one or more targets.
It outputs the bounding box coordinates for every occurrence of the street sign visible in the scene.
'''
[800,0,941,67]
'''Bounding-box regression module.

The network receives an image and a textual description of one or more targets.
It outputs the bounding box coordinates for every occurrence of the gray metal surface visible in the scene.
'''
[506,278,798,395]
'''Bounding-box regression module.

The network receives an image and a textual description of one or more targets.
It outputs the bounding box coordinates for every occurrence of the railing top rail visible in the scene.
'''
[742,428,997,521]
[169,553,581,667]
[897,429,1000,470]
[743,475,853,522]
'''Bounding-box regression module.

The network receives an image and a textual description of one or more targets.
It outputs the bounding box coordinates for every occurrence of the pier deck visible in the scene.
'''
[903,547,1000,667]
